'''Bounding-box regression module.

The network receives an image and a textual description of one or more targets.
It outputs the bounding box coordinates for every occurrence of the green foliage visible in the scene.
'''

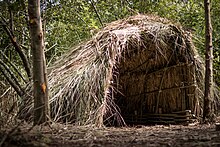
[43,0,134,64]
[0,0,30,85]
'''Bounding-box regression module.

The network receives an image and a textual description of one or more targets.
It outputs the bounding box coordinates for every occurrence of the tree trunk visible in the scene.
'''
[28,0,49,125]
[203,0,214,122]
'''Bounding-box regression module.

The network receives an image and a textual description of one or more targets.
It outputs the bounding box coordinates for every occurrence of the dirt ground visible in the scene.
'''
[1,122,220,147]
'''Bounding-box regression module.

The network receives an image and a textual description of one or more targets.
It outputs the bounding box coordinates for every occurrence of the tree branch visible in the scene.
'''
[90,0,103,27]
[0,64,24,97]
[8,6,14,35]
[0,16,31,79]
[0,59,24,93]
[0,50,27,83]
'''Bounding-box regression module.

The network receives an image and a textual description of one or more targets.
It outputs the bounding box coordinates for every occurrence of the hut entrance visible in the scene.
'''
[114,42,198,125]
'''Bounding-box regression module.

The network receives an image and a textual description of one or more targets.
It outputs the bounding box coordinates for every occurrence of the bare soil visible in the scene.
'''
[1,122,220,147]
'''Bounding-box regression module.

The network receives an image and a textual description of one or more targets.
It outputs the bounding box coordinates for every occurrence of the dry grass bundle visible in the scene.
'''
[46,14,209,126]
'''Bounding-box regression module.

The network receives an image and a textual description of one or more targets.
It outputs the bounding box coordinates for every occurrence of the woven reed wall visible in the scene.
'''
[115,40,198,121]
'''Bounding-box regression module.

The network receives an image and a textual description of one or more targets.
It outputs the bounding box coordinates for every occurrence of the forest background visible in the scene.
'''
[0,0,220,103]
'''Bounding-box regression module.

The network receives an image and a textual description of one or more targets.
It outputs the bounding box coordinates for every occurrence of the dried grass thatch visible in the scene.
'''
[45,14,211,126]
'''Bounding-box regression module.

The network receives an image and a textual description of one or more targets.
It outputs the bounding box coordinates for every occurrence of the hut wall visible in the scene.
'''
[115,52,197,122]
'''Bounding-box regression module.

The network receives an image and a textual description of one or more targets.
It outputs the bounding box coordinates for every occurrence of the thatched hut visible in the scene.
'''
[48,15,206,126]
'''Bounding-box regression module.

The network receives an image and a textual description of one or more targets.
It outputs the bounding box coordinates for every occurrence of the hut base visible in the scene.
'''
[123,110,196,125]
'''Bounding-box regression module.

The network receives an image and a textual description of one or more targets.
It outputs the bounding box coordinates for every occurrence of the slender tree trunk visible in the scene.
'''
[42,0,50,119]
[28,0,49,125]
[203,0,214,122]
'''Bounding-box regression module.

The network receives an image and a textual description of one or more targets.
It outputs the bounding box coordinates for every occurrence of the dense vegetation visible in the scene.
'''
[0,0,219,104]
